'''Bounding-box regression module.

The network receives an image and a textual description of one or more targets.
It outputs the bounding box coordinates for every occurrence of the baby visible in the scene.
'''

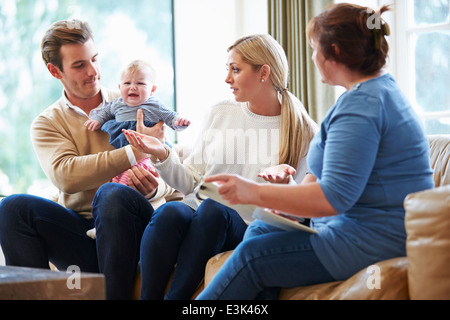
[85,59,190,145]
[84,59,190,239]
[85,59,190,182]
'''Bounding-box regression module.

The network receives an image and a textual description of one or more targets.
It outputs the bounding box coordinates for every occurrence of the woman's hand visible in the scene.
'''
[136,109,165,142]
[127,165,160,198]
[204,174,260,206]
[258,164,296,184]
[124,108,169,161]
[123,129,168,162]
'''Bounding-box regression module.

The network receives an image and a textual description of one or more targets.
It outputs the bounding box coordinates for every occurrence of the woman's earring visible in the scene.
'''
[261,79,265,83]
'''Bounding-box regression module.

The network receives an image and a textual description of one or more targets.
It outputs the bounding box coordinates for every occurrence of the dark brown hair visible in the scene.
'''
[307,3,391,76]
[41,19,93,71]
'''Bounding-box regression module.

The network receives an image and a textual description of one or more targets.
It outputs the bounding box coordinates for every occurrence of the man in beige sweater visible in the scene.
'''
[0,19,173,299]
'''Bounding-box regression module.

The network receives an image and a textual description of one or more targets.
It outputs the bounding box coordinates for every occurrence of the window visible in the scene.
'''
[0,0,175,196]
[335,1,450,135]
[174,0,268,146]
[395,0,450,134]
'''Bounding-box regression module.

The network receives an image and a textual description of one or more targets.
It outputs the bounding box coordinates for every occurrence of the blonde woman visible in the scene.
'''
[124,34,317,299]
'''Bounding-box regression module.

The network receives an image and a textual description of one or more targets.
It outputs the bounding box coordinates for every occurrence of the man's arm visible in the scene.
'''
[31,112,131,194]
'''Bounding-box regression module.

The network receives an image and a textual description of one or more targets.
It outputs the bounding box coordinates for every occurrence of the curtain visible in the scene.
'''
[268,0,334,123]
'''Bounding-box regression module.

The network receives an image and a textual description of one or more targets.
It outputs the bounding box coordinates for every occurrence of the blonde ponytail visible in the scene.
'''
[279,91,318,167]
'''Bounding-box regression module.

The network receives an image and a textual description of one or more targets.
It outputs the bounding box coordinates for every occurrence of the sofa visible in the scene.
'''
[203,135,450,300]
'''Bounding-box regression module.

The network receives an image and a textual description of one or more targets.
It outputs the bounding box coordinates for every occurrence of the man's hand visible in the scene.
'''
[127,165,159,198]
[124,108,169,162]
[136,109,165,143]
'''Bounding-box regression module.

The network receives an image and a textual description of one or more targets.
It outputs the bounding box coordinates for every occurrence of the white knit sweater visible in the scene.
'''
[152,100,307,222]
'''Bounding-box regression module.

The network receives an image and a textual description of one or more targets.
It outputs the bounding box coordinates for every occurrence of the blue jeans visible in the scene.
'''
[139,199,248,300]
[196,220,334,300]
[0,183,153,299]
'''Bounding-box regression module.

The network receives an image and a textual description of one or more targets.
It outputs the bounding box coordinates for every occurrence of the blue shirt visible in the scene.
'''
[308,73,434,280]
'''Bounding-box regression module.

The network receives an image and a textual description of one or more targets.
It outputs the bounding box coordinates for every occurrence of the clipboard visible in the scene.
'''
[196,182,318,234]
[252,207,318,234]
[195,182,256,222]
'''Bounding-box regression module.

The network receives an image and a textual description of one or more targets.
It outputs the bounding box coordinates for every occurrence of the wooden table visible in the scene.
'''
[0,265,105,300]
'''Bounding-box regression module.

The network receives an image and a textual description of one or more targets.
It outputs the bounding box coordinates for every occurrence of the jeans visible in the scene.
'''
[139,199,248,300]
[196,220,334,300]
[0,183,153,300]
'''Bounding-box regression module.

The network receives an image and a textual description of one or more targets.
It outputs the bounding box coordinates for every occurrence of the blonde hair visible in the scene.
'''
[228,34,318,167]
[121,59,157,83]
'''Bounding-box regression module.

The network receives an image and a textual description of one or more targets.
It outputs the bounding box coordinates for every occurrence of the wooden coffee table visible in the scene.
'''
[0,265,105,300]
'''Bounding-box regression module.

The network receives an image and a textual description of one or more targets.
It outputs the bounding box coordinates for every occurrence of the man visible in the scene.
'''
[0,19,173,299]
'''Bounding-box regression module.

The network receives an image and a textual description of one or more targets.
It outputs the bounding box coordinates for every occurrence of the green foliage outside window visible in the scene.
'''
[0,0,175,195]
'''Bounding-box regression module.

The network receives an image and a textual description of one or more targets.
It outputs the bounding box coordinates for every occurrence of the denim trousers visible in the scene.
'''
[196,220,334,300]
[139,199,248,300]
[0,183,153,299]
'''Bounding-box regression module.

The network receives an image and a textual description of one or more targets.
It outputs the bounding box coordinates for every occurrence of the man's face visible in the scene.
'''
[56,38,101,102]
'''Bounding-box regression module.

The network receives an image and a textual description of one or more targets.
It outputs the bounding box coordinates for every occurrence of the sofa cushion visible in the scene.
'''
[204,252,409,300]
[428,135,450,187]
[204,251,233,286]
[279,257,409,300]
[405,185,450,300]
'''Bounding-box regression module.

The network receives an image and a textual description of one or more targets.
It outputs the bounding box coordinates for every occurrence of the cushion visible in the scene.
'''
[204,252,409,300]
[428,135,450,187]
[405,185,450,299]
[279,257,409,300]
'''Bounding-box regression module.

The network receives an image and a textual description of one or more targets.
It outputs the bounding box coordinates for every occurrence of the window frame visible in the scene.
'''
[395,0,450,128]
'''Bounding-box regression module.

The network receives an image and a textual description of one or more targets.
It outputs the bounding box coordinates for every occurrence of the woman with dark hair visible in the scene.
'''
[196,3,434,300]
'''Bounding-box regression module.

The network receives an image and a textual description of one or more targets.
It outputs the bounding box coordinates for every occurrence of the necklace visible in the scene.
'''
[351,82,362,91]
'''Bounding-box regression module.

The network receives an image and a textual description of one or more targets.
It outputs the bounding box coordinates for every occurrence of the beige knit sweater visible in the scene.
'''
[152,100,308,222]
[31,88,171,218]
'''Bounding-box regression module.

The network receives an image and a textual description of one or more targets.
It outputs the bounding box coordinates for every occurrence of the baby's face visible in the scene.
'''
[119,69,155,107]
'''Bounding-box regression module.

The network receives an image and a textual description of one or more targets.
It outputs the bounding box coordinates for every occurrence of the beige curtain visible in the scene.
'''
[268,0,334,123]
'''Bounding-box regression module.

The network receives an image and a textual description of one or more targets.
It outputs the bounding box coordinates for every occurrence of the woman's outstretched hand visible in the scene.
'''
[123,129,169,162]
[258,164,296,184]
[136,108,165,142]
[123,109,169,161]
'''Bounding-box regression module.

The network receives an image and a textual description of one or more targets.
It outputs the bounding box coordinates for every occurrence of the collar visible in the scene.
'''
[63,88,108,117]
